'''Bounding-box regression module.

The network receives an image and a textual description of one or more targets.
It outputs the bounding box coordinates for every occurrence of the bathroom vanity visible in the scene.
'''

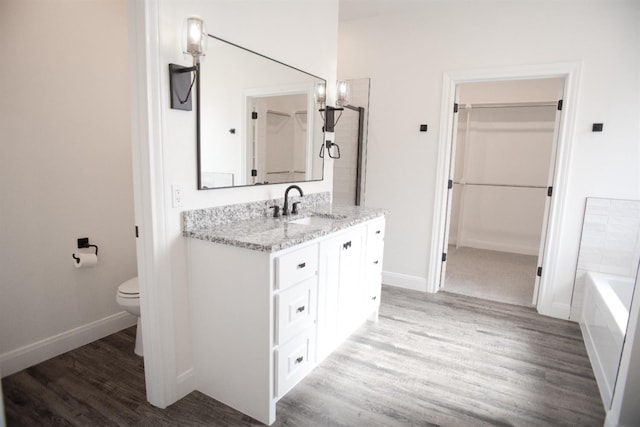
[183,197,385,425]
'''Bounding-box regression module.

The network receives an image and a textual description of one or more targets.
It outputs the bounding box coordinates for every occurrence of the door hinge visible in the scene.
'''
[547,186,553,197]
[448,179,453,189]
[454,103,459,113]
[251,111,258,119]
[537,266,542,277]
[557,99,563,111]
[135,226,139,238]
[442,253,447,262]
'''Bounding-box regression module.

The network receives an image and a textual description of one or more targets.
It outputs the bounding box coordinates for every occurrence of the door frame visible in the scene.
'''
[428,62,581,317]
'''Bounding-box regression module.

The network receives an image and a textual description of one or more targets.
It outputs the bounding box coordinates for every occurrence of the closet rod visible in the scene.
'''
[458,102,557,110]
[453,182,547,189]
[266,110,291,117]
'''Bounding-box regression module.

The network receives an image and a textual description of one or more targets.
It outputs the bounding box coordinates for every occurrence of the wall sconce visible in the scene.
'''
[315,80,350,133]
[169,16,207,111]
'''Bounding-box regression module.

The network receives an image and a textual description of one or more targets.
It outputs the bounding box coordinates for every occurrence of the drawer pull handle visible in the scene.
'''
[297,262,306,269]
[375,230,381,234]
[373,260,379,265]
[296,305,305,313]
[295,356,304,364]
[343,241,352,250]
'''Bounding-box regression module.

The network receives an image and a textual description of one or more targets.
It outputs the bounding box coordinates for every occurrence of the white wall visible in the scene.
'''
[338,0,640,317]
[130,0,338,404]
[0,0,137,376]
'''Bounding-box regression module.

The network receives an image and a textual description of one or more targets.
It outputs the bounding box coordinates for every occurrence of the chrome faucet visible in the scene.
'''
[282,185,304,216]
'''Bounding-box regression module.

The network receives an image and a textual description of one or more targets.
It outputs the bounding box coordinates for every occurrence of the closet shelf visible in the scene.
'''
[453,181,547,189]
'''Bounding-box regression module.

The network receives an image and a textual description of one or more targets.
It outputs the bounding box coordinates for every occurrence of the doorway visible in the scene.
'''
[440,78,564,307]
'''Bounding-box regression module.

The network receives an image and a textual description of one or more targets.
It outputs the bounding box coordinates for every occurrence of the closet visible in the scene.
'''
[442,79,563,306]
[250,94,308,184]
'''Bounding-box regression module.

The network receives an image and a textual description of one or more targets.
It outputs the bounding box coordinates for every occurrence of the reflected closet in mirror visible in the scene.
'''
[197,35,325,189]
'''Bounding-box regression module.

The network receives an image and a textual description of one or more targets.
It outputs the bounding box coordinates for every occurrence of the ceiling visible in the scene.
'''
[338,0,436,22]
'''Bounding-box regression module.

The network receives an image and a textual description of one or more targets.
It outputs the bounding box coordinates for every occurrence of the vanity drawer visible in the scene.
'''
[367,217,386,243]
[366,218,385,267]
[276,276,317,345]
[275,330,315,398]
[276,244,318,290]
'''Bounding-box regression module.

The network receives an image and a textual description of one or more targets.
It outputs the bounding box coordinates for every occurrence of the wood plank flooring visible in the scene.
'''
[2,286,605,426]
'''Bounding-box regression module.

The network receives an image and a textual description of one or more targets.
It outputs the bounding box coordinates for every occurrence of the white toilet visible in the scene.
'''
[116,277,143,356]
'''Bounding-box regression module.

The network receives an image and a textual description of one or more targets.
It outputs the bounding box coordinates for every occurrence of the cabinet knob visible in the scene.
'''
[297,262,306,269]
[296,305,305,313]
[372,296,377,300]
[295,356,304,364]
[342,241,352,250]
[375,230,381,234]
[373,260,379,265]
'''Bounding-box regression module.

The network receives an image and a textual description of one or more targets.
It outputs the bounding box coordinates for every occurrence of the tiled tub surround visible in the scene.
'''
[570,198,640,320]
[182,193,386,252]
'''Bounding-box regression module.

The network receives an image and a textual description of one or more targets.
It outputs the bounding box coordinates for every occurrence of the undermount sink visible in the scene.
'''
[287,213,346,226]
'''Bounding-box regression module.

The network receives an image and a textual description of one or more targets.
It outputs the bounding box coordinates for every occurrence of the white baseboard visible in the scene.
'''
[0,311,137,378]
[176,368,195,400]
[382,271,429,292]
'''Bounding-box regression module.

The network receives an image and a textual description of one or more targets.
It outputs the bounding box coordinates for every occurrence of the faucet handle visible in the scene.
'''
[269,205,280,218]
[292,202,301,215]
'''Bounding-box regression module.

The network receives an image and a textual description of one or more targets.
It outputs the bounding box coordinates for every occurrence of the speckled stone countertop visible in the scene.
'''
[183,203,386,253]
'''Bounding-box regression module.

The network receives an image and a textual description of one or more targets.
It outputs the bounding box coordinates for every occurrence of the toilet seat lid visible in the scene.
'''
[118,277,139,295]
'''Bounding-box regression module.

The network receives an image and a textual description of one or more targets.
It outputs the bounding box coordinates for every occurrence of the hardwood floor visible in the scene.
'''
[3,286,605,426]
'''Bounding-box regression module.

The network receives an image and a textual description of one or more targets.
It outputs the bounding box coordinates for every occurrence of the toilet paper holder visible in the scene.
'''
[72,237,99,263]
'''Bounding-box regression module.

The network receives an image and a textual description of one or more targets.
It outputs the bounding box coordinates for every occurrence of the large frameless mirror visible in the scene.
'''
[197,35,325,189]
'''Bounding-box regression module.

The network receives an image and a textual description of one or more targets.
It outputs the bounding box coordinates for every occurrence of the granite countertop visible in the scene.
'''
[183,204,386,252]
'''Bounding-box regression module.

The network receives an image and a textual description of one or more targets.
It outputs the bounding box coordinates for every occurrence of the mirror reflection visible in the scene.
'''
[197,35,325,189]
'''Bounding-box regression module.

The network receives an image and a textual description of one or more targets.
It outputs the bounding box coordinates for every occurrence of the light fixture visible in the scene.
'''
[314,82,327,105]
[169,16,207,111]
[315,80,351,133]
[336,80,350,107]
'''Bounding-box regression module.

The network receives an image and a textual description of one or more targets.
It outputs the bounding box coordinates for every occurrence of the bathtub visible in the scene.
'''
[580,271,635,408]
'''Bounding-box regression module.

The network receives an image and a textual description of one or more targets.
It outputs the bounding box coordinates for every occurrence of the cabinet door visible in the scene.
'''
[317,233,342,361]
[336,228,365,340]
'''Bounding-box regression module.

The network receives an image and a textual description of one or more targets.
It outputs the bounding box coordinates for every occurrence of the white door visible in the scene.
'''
[532,82,566,305]
[439,96,461,288]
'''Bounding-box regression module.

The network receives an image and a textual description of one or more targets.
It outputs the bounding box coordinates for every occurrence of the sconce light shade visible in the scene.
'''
[314,82,327,105]
[336,80,350,107]
[183,16,207,64]
[171,16,207,110]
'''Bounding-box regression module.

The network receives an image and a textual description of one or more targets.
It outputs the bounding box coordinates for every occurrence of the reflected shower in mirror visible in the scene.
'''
[572,197,640,408]
[197,35,325,189]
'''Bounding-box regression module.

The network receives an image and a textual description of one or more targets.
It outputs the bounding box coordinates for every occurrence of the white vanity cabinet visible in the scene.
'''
[187,216,385,426]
